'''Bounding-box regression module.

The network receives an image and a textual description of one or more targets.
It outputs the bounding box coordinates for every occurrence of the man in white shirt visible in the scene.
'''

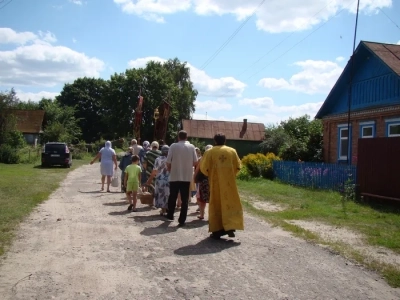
[130,139,143,156]
[166,130,198,226]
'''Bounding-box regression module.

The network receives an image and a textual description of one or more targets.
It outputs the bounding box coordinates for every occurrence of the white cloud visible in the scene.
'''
[239,96,323,122]
[69,0,82,5]
[72,38,77,43]
[16,90,59,102]
[0,28,105,87]
[114,0,392,33]
[128,56,246,97]
[195,99,232,111]
[114,0,191,23]
[38,31,57,43]
[336,56,345,62]
[0,28,37,45]
[397,40,400,45]
[258,59,343,94]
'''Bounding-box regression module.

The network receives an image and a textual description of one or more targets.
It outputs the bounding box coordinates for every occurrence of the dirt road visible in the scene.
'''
[0,165,399,300]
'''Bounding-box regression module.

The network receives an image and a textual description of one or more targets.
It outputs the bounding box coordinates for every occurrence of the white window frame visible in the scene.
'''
[338,125,350,160]
[388,123,400,137]
[385,118,400,137]
[359,121,375,139]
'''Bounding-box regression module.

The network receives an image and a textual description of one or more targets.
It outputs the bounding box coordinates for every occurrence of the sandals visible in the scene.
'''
[197,216,204,220]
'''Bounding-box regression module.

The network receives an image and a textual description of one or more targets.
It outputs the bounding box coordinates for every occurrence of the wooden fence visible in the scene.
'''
[273,161,356,192]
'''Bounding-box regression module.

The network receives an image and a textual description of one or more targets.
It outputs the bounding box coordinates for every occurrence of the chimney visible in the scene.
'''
[239,119,248,138]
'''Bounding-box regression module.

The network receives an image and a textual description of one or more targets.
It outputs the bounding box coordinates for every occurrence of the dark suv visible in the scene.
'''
[41,142,72,168]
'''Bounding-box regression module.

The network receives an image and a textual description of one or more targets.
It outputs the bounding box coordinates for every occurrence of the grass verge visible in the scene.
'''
[0,159,90,257]
[238,178,400,287]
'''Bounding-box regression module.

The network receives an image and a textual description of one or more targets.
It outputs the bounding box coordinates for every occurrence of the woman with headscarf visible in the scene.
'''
[90,141,118,192]
[194,144,213,219]
[146,145,170,216]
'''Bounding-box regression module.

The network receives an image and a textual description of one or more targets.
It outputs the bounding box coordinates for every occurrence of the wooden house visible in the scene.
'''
[182,119,265,158]
[315,41,400,164]
[12,110,45,145]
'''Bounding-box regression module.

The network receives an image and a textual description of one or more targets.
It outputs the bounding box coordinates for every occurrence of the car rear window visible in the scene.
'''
[45,144,66,153]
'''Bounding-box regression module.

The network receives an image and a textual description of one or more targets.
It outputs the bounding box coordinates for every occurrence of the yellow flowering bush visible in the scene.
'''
[241,152,281,179]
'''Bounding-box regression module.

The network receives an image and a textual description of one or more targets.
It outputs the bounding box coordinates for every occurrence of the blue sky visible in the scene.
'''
[0,0,399,125]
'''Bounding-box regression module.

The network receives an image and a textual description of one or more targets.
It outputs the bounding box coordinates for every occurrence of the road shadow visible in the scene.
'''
[140,221,178,236]
[108,210,131,216]
[131,215,163,223]
[174,237,240,256]
[33,165,66,169]
[78,190,103,194]
[103,201,127,206]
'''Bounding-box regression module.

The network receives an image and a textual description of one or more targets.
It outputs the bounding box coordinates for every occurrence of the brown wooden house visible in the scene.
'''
[182,119,265,157]
[315,41,400,164]
[12,110,45,145]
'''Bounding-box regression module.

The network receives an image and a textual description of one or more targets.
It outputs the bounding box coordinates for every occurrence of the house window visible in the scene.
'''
[338,126,350,160]
[359,121,375,139]
[388,123,400,137]
[385,118,400,137]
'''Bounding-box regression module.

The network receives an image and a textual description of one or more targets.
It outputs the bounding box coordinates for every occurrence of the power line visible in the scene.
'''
[246,0,356,81]
[0,0,13,10]
[237,0,337,78]
[378,8,400,32]
[199,0,266,71]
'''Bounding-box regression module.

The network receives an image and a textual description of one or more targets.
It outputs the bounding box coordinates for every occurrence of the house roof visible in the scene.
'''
[363,41,400,76]
[182,119,265,141]
[315,41,400,119]
[11,110,45,134]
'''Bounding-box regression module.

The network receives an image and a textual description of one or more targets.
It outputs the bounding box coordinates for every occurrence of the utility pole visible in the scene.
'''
[346,0,361,165]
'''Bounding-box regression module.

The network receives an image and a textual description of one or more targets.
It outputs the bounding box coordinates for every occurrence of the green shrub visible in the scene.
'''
[0,144,20,164]
[4,130,26,148]
[241,152,281,179]
[18,146,41,164]
[236,165,251,181]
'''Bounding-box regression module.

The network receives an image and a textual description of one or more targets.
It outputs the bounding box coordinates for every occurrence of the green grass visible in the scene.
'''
[0,159,90,257]
[238,178,400,287]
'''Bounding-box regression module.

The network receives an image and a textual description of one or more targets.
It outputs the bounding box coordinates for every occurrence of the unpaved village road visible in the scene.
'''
[1,165,399,300]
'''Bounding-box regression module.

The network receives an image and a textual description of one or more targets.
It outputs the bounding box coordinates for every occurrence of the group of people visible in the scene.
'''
[91,130,244,240]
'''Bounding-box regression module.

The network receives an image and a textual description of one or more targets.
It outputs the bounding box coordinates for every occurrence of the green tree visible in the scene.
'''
[260,115,323,162]
[0,88,19,145]
[57,77,108,142]
[39,99,81,144]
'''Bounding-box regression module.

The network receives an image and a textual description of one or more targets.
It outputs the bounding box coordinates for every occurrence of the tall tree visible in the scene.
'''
[39,98,81,144]
[0,88,20,145]
[57,77,108,142]
[260,115,323,162]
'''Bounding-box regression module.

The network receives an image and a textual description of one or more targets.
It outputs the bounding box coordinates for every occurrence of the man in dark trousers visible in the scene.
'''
[166,130,198,226]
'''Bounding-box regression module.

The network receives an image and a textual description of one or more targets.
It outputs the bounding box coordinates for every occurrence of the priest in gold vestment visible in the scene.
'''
[200,133,244,239]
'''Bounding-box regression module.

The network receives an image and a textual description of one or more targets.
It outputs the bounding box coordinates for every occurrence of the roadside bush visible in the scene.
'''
[241,152,281,179]
[70,141,90,160]
[18,146,41,164]
[0,144,20,164]
[4,130,25,148]
[236,165,251,181]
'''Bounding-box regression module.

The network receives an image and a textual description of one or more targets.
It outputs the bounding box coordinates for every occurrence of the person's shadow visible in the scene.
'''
[174,236,240,256]
[140,221,178,236]
[103,201,126,206]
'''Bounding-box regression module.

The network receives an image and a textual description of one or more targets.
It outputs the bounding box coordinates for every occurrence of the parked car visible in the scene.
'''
[41,142,72,168]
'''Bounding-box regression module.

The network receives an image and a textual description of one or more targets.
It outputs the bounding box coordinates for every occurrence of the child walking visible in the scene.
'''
[124,155,141,212]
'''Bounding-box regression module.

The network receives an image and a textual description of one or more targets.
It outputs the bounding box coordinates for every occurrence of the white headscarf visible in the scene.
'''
[105,141,112,148]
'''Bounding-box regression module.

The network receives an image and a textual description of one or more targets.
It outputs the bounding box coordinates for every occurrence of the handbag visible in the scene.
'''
[111,174,119,187]
[194,170,207,183]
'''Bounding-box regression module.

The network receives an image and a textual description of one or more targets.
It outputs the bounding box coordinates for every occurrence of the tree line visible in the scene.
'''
[1,56,322,163]
[1,58,197,146]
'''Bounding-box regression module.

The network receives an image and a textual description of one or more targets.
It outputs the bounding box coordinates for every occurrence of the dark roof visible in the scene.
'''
[363,41,400,76]
[315,41,400,119]
[182,119,265,141]
[11,110,45,134]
